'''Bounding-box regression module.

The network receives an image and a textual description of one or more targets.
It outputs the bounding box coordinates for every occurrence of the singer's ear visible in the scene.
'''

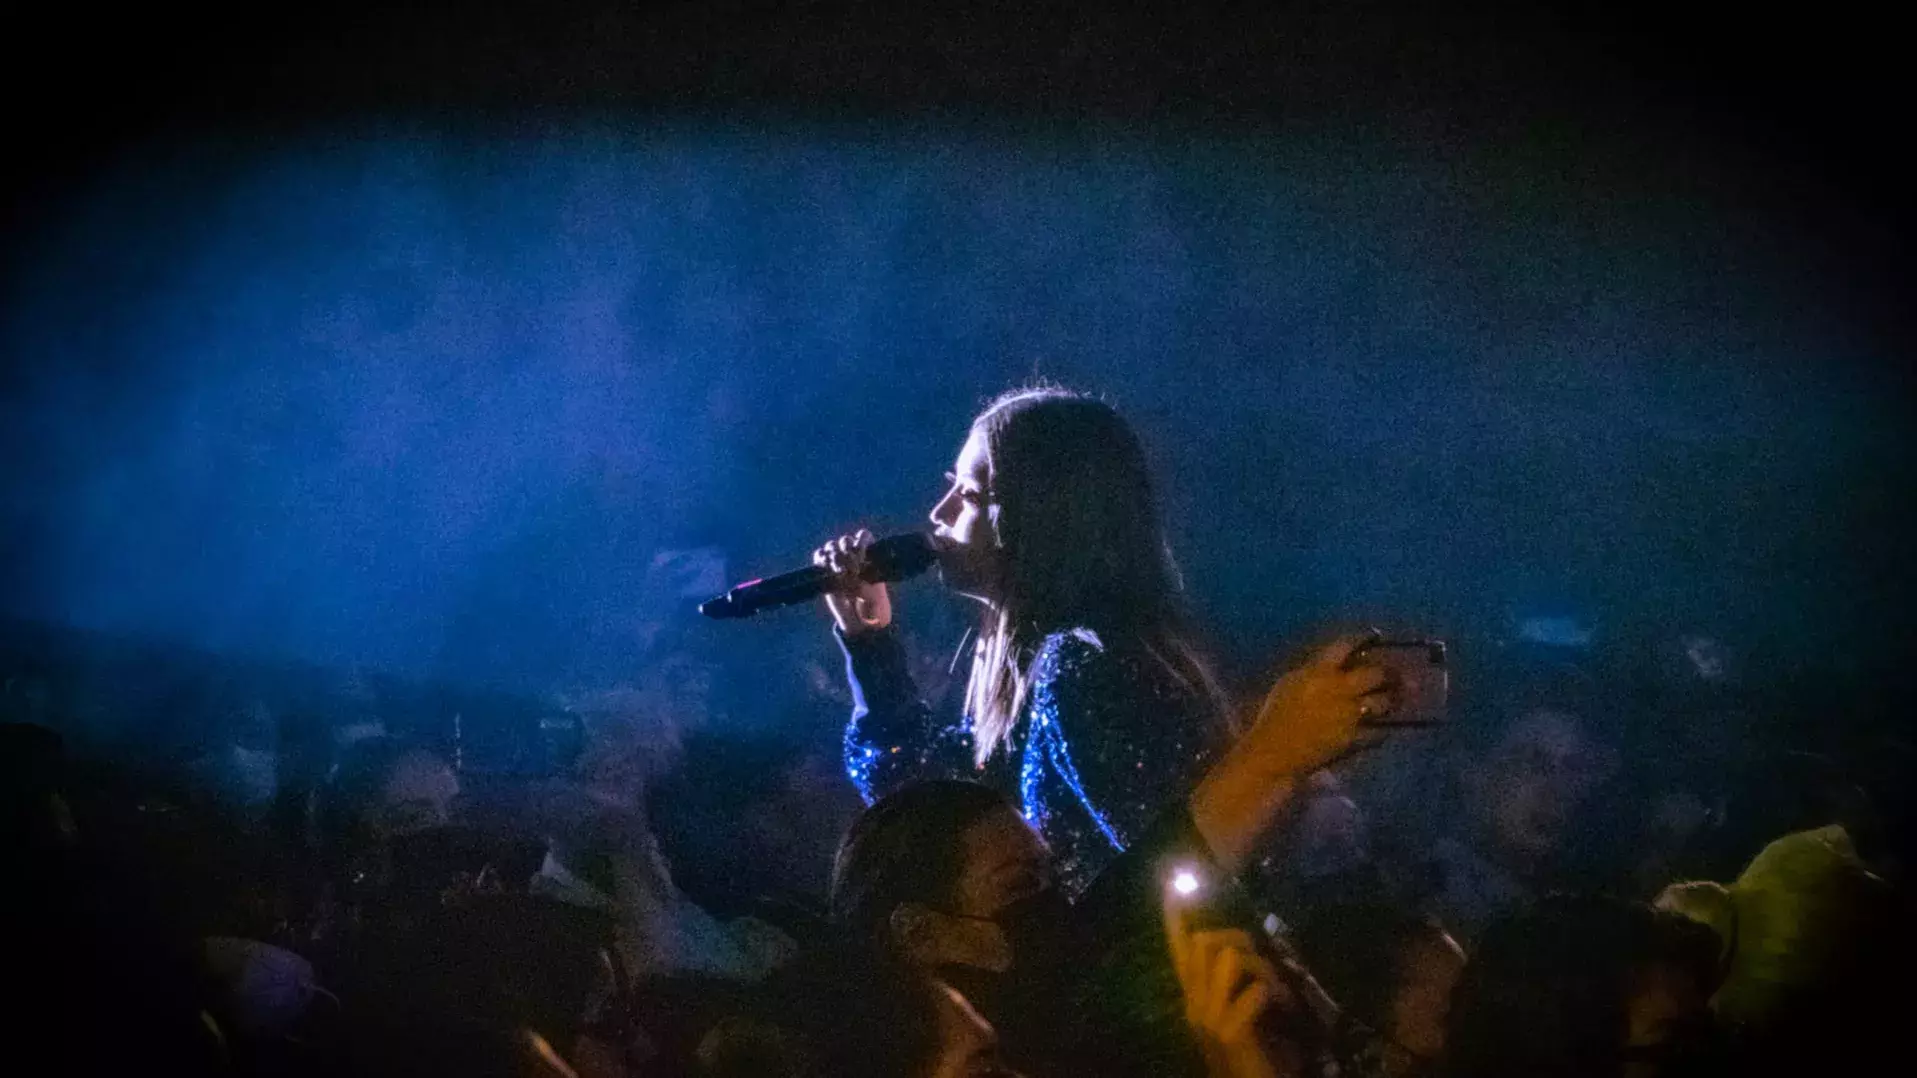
[987,503,1007,549]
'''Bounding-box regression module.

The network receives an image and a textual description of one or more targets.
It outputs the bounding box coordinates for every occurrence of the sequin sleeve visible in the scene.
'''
[836,625,974,804]
[1024,629,1223,894]
[1060,802,1251,1078]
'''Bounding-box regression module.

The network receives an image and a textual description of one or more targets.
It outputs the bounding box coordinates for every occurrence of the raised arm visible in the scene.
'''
[836,625,974,802]
[816,529,974,802]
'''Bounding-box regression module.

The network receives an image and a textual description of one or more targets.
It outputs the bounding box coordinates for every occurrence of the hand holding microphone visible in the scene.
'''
[696,530,936,622]
[812,529,896,635]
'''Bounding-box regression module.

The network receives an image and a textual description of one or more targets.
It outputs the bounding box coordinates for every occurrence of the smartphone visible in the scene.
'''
[1353,638,1448,726]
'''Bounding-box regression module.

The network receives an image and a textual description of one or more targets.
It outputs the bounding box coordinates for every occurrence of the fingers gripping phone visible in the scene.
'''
[1164,864,1340,1048]
[1353,638,1449,727]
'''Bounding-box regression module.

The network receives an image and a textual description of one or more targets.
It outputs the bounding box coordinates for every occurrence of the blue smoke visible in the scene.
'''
[2,123,1907,695]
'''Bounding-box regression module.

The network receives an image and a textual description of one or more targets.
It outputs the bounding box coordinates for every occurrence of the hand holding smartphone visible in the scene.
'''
[1349,638,1448,727]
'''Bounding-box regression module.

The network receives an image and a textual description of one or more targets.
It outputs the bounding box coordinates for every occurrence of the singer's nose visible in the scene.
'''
[930,489,960,530]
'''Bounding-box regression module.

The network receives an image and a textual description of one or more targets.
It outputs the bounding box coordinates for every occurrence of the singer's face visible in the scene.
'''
[930,429,1002,602]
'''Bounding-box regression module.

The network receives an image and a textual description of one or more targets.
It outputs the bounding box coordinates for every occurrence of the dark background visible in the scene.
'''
[1,2,1909,719]
[4,2,1907,263]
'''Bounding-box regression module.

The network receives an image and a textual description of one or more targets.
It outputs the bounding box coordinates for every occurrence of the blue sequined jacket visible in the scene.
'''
[838,624,1224,898]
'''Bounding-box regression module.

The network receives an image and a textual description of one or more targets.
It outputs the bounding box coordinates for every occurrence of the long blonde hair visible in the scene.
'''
[960,387,1228,765]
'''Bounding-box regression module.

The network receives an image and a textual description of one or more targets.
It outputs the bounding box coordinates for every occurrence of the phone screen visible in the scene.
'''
[1357,639,1448,726]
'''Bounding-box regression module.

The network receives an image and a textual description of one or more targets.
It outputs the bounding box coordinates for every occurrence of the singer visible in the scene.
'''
[815,386,1233,897]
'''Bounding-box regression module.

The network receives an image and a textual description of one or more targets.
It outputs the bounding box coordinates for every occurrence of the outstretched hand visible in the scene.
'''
[1241,634,1395,778]
[1189,633,1396,872]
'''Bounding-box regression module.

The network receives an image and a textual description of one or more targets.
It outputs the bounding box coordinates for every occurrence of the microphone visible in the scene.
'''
[698,533,939,620]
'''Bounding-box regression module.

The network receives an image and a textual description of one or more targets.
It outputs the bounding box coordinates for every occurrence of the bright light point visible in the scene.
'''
[1171,869,1200,896]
